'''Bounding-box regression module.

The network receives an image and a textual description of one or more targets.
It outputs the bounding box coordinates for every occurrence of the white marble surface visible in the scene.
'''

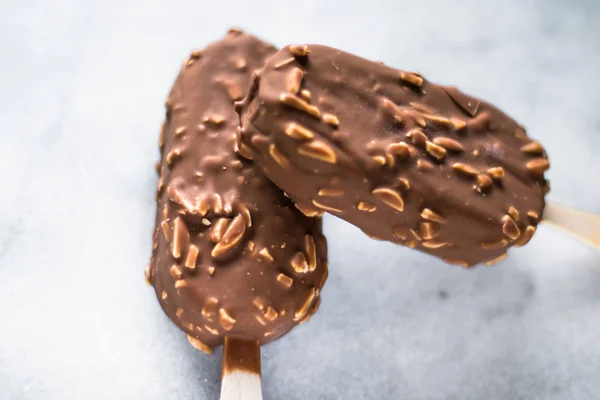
[1,0,599,399]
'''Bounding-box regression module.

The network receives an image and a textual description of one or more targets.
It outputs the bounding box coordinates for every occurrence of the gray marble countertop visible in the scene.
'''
[1,0,599,399]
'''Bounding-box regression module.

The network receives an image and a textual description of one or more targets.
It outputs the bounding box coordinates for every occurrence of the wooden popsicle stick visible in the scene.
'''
[543,201,600,250]
[219,337,262,400]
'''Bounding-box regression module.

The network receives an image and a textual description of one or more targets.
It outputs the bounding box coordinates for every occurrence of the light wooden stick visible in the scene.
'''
[219,337,262,400]
[543,201,600,250]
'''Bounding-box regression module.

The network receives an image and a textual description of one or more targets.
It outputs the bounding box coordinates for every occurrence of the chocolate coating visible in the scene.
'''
[236,44,549,267]
[148,31,328,352]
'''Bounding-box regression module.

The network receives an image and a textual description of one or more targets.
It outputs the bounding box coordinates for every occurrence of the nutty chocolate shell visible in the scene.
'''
[148,31,328,353]
[237,44,549,267]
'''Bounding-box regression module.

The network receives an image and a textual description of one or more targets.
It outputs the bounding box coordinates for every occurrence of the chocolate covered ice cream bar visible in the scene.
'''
[236,44,549,267]
[147,32,328,353]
